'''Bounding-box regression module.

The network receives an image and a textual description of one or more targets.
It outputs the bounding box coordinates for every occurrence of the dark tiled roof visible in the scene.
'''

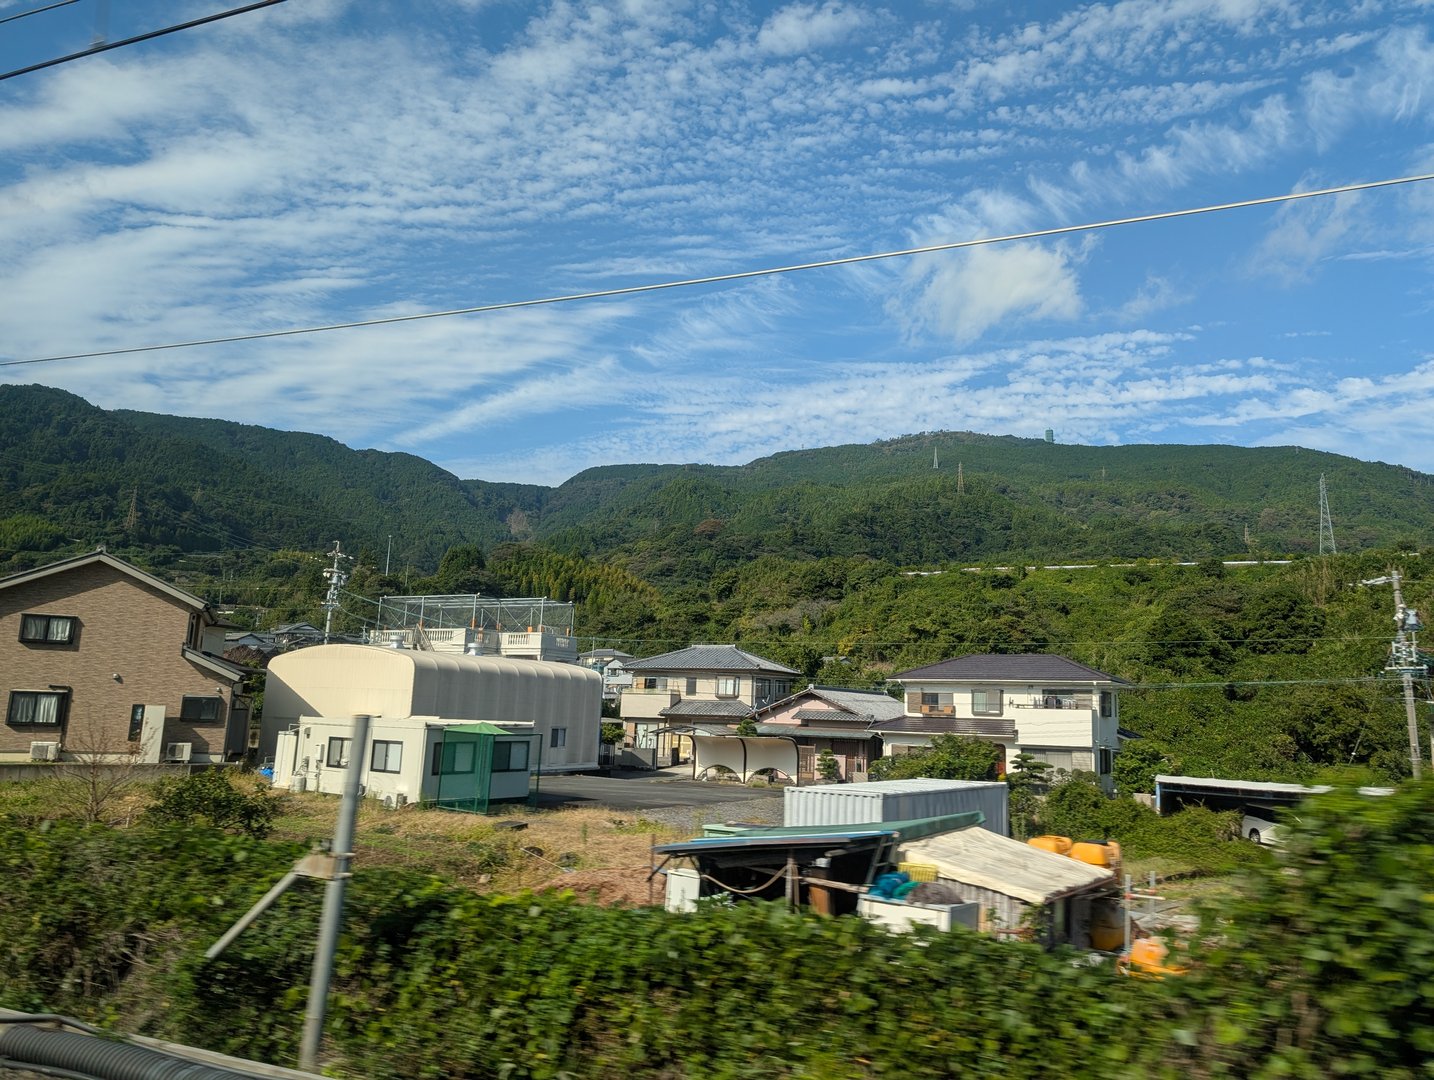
[791,708,879,724]
[627,644,801,676]
[892,653,1127,684]
[756,685,906,722]
[659,698,755,718]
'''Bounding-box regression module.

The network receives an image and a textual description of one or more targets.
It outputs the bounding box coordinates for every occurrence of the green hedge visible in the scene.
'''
[3,782,1433,1078]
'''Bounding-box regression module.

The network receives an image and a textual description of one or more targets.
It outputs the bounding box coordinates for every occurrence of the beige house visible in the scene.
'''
[752,685,905,782]
[882,653,1127,791]
[620,645,800,764]
[0,550,250,763]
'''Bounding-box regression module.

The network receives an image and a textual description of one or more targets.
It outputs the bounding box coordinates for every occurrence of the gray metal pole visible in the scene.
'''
[1401,671,1423,781]
[298,713,369,1072]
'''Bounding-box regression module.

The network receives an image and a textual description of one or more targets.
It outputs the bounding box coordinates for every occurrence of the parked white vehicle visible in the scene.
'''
[1242,808,1288,846]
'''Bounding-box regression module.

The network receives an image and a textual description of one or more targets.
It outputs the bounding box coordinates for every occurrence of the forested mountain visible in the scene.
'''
[4,384,1433,581]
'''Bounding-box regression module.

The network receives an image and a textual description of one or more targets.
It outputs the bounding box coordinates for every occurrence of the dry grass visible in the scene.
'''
[269,793,686,896]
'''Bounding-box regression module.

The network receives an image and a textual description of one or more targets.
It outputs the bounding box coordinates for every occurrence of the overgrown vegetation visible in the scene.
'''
[868,734,1001,782]
[0,782,1429,1077]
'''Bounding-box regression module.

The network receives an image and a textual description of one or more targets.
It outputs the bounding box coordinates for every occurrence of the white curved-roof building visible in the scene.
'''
[261,644,600,772]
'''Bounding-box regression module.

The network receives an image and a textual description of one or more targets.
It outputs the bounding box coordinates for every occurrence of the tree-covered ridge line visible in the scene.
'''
[5,384,1434,582]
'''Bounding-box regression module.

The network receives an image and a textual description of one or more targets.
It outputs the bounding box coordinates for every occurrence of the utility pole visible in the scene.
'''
[1319,474,1337,555]
[321,542,352,645]
[1359,570,1425,780]
[299,713,369,1071]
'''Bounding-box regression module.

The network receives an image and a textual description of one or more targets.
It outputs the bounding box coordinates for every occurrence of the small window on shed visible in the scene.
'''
[493,740,530,772]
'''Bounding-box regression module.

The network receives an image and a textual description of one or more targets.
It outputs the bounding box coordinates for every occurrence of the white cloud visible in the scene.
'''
[756,3,866,55]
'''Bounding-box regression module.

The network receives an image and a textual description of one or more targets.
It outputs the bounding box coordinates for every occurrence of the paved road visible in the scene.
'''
[533,772,783,811]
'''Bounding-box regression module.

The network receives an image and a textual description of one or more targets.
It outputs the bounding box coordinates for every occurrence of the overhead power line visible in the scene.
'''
[3,171,1431,369]
[0,0,82,27]
[0,0,289,83]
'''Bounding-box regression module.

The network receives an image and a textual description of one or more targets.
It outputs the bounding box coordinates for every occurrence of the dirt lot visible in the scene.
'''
[271,794,699,898]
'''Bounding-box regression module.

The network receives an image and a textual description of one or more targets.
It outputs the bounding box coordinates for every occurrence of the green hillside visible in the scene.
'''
[5,384,1431,579]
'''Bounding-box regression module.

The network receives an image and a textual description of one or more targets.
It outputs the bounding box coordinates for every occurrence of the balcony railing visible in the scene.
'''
[1010,694,1095,710]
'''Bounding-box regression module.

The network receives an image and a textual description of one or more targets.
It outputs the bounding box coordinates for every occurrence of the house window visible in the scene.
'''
[921,692,940,707]
[971,689,1003,716]
[325,737,351,768]
[756,678,771,701]
[493,740,530,772]
[436,740,476,775]
[18,614,76,645]
[1100,691,1113,718]
[550,727,567,749]
[128,704,145,741]
[7,690,67,726]
[685,677,697,695]
[642,676,667,690]
[716,676,740,698]
[1098,748,1114,775]
[180,696,222,723]
[371,740,403,773]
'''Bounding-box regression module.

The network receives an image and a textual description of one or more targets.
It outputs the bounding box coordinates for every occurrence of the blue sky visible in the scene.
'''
[2,0,1433,486]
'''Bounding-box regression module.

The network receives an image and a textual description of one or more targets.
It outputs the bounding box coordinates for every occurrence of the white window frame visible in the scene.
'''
[550,727,567,749]
[716,676,740,698]
[970,689,1003,716]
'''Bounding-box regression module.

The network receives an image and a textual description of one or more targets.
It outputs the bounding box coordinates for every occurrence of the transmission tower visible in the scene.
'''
[1318,474,1337,555]
[957,462,965,495]
[123,488,138,531]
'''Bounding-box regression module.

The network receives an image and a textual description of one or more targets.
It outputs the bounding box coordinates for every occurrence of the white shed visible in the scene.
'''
[272,716,539,808]
[260,644,601,772]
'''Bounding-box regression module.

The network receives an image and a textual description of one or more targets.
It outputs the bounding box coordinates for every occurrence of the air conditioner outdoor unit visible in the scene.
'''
[165,742,193,763]
[29,741,59,762]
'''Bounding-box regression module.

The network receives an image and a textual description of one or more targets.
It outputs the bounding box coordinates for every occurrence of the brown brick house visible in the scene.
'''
[0,550,251,763]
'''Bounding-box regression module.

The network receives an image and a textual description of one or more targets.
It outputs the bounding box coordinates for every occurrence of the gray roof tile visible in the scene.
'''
[892,653,1127,684]
[628,644,801,676]
[659,699,755,718]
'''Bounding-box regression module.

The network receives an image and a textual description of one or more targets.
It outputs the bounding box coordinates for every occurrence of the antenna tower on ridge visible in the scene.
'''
[957,462,965,495]
[1318,475,1337,555]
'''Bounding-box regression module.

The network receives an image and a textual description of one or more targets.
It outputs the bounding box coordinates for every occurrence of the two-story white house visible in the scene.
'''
[620,645,800,765]
[578,648,635,700]
[879,654,1128,791]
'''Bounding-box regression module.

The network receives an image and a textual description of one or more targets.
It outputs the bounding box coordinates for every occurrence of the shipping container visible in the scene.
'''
[784,779,1009,836]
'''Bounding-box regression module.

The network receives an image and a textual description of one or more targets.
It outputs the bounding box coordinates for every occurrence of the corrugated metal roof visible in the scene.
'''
[627,644,801,675]
[893,653,1127,684]
[899,828,1113,904]
[1154,775,1395,798]
[660,699,754,718]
